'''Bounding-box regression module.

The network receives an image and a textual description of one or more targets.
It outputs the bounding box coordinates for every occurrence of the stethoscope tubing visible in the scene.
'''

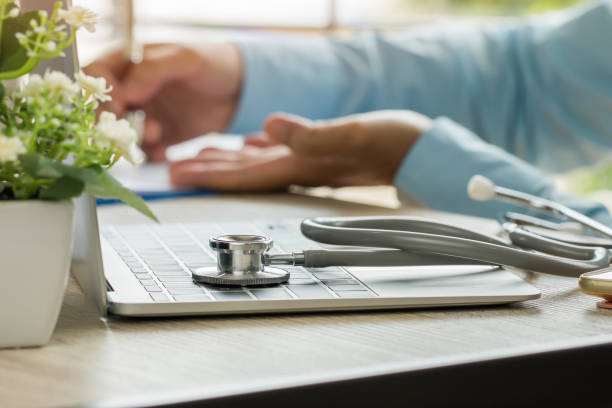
[300,217,611,278]
[499,212,612,249]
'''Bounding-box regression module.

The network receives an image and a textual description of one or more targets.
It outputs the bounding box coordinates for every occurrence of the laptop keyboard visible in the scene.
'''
[100,220,376,302]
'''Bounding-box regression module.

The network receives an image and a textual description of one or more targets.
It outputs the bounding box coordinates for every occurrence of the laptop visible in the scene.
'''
[71,195,541,317]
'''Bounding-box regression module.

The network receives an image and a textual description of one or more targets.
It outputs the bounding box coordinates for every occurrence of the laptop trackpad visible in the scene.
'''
[348,265,535,298]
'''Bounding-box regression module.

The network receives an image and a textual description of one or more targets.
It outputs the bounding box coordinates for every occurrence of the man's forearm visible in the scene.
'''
[394,117,612,225]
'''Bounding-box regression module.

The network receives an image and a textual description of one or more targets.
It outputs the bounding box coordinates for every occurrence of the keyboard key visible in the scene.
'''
[288,278,315,285]
[173,294,211,302]
[146,261,180,267]
[168,288,205,295]
[153,271,190,277]
[311,271,351,280]
[326,284,366,292]
[336,291,375,298]
[150,293,170,302]
[144,285,162,292]
[171,247,204,252]
[286,284,336,299]
[150,269,185,275]
[149,265,182,271]
[134,273,152,280]
[180,254,211,260]
[139,279,156,286]
[163,282,200,289]
[130,266,148,273]
[322,279,360,285]
[125,262,143,269]
[150,265,185,272]
[307,267,344,273]
[204,286,240,291]
[136,250,165,255]
[286,270,310,277]
[210,291,253,301]
[185,262,216,268]
[251,288,292,300]
[141,254,174,260]
[156,276,194,282]
[181,255,212,260]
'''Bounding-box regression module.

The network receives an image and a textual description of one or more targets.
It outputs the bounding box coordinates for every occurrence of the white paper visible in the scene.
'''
[109,134,244,193]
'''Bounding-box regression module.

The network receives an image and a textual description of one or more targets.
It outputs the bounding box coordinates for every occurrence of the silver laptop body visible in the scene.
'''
[71,195,540,317]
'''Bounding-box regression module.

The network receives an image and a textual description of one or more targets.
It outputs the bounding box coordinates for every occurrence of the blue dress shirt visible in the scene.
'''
[228,0,612,223]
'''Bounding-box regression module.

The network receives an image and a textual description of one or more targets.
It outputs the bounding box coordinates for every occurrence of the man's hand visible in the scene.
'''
[84,43,243,161]
[169,110,433,191]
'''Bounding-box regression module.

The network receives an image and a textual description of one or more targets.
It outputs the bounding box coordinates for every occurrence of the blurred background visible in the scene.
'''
[73,0,586,65]
[73,0,612,204]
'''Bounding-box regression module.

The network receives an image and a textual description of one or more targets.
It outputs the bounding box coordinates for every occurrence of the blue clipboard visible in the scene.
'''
[96,188,218,205]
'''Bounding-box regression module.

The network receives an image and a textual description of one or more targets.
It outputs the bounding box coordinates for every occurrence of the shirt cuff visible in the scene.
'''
[393,117,612,225]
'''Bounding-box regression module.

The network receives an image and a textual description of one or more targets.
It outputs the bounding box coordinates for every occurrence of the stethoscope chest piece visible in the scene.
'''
[192,235,289,286]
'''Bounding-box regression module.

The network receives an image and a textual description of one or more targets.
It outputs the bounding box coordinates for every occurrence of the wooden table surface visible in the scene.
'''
[1,191,611,408]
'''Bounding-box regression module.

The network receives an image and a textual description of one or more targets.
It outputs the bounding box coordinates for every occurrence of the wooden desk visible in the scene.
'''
[1,192,611,407]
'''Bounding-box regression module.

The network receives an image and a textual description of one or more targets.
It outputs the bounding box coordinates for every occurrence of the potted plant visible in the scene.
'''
[0,1,156,348]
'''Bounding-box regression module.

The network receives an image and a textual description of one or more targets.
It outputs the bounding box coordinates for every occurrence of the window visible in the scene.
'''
[76,0,586,29]
[74,0,586,64]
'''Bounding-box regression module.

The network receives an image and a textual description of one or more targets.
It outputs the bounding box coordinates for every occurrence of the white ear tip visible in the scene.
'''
[468,175,496,201]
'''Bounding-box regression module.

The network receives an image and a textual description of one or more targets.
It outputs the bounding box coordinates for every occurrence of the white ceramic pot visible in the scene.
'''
[0,200,74,348]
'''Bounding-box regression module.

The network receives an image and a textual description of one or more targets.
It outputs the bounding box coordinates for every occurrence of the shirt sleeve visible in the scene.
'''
[228,34,392,134]
[229,1,612,172]
[394,117,612,225]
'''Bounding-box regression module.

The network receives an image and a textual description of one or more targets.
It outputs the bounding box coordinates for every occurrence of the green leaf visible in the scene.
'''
[18,153,158,222]
[19,154,101,185]
[20,153,62,178]
[40,176,84,199]
[0,11,39,73]
[85,171,159,222]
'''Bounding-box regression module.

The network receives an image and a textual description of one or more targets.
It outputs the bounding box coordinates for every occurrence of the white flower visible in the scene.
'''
[58,6,97,33]
[0,135,26,163]
[8,7,19,18]
[20,71,79,102]
[45,41,56,52]
[75,71,112,102]
[95,112,143,165]
[15,32,27,45]
[19,73,43,98]
[44,71,78,96]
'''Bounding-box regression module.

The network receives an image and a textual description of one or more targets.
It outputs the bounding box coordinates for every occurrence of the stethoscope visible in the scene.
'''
[192,175,612,287]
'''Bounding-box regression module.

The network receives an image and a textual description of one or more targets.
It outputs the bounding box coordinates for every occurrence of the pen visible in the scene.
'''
[124,0,142,64]
[121,0,146,149]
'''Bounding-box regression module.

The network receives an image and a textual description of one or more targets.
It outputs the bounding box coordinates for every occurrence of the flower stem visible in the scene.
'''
[0,3,6,55]
[0,58,39,80]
